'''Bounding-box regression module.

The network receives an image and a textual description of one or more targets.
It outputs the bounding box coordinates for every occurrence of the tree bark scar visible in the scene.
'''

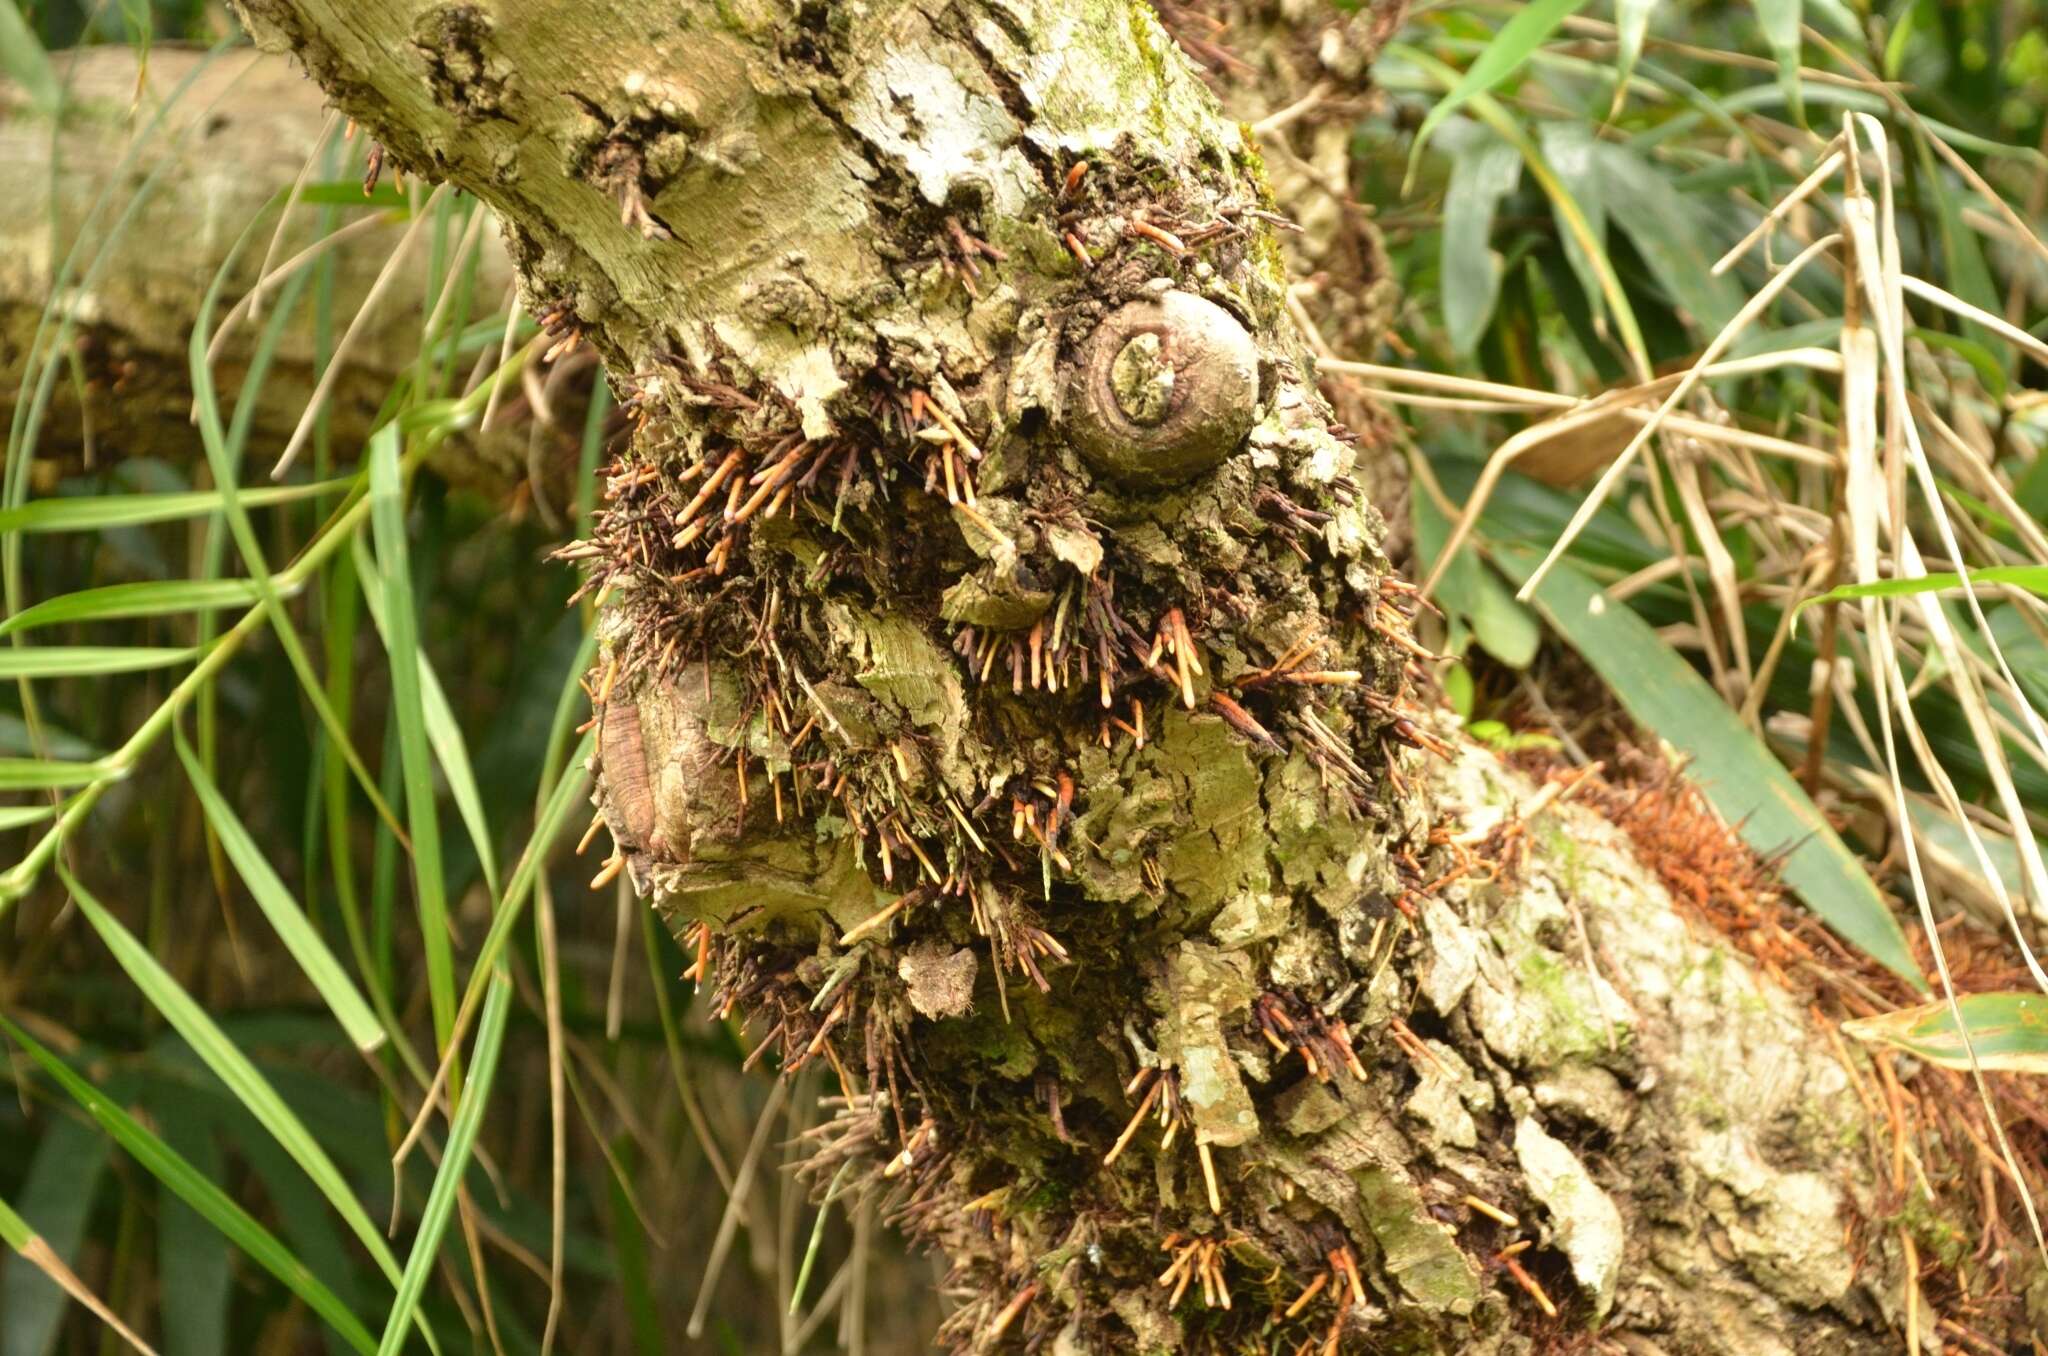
[599,698,657,852]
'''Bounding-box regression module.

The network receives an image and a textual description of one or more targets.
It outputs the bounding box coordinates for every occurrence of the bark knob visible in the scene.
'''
[1069,292,1258,487]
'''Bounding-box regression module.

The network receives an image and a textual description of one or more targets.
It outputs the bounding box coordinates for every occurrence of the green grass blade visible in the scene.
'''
[1754,0,1805,126]
[1492,544,1927,988]
[0,758,111,790]
[352,535,497,899]
[1441,133,1523,355]
[48,865,425,1343]
[1796,566,2048,617]
[366,426,457,1053]
[374,968,514,1356]
[428,736,594,1100]
[0,481,353,535]
[1842,993,2048,1074]
[0,581,274,638]
[0,646,199,678]
[0,1114,112,1356]
[0,803,58,829]
[169,735,385,1054]
[1405,0,1589,184]
[0,1012,378,1356]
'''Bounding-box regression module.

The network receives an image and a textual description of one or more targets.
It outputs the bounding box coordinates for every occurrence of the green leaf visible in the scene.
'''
[0,758,111,790]
[352,538,497,898]
[1593,142,1742,335]
[0,646,199,678]
[1413,480,1539,667]
[1842,993,2048,1073]
[1794,566,2048,618]
[374,969,514,1356]
[1755,0,1805,125]
[170,735,386,1054]
[0,1115,111,1356]
[367,426,456,1054]
[1492,544,1926,988]
[0,1013,378,1356]
[0,581,273,638]
[0,803,57,830]
[1406,0,1590,182]
[0,0,59,117]
[1613,0,1658,100]
[49,864,418,1336]
[1537,121,1607,330]
[1441,132,1524,355]
[0,481,353,535]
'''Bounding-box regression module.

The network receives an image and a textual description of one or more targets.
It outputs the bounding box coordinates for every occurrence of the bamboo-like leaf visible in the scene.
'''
[1492,544,1926,987]
[0,581,274,638]
[1795,566,2048,617]
[1406,0,1590,181]
[1754,0,1805,126]
[374,968,513,1356]
[0,1186,156,1356]
[0,1115,114,1356]
[170,736,384,1053]
[1413,476,1538,666]
[1441,132,1523,356]
[0,646,199,678]
[0,1013,378,1356]
[0,803,58,829]
[352,537,497,897]
[1612,0,1658,106]
[367,425,457,1054]
[1843,993,2048,1074]
[0,481,352,536]
[0,758,112,790]
[50,863,420,1337]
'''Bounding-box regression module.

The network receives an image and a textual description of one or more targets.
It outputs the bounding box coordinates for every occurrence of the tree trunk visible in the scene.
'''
[228,3,1945,1350]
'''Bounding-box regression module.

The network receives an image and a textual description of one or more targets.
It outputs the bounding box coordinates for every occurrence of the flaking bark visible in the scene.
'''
[231,2,1966,1350]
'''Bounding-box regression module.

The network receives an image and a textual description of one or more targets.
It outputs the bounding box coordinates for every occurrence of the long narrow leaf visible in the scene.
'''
[0,481,353,535]
[0,1190,155,1356]
[0,647,198,678]
[1492,544,1926,987]
[49,864,419,1331]
[374,969,513,1356]
[1843,993,2048,1073]
[1796,566,2048,616]
[1405,0,1589,183]
[0,581,274,638]
[352,537,497,898]
[0,758,111,790]
[0,1115,113,1356]
[170,735,384,1052]
[367,426,456,1051]
[0,1013,378,1356]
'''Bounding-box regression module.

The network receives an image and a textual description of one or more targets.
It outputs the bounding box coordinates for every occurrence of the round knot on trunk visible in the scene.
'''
[1070,291,1258,488]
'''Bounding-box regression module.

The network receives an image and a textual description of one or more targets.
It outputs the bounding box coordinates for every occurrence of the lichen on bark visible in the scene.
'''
[231,1,1967,1349]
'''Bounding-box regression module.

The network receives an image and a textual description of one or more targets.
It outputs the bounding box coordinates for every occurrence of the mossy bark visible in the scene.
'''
[234,3,1944,1350]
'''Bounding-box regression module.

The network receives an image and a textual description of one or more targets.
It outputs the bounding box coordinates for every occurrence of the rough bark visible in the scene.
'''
[0,46,550,496]
[228,3,1949,1351]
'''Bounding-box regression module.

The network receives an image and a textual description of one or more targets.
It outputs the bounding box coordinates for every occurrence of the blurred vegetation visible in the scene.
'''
[2,0,2046,1351]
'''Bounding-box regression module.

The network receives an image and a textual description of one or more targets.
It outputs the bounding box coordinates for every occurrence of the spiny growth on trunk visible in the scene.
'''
[232,2,1990,1351]
[558,27,1445,1354]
